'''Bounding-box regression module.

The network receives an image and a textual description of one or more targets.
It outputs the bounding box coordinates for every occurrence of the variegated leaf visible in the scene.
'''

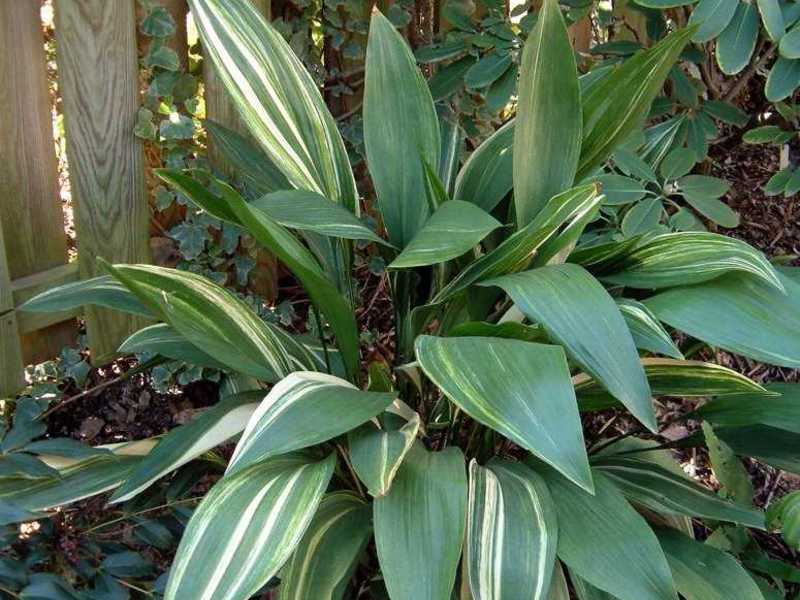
[188,0,357,212]
[348,412,421,497]
[466,460,558,600]
[20,275,149,318]
[453,120,514,212]
[279,492,372,600]
[228,372,394,475]
[598,232,783,291]
[616,299,683,359]
[374,443,467,600]
[111,392,263,503]
[485,264,655,431]
[119,323,234,371]
[165,454,335,600]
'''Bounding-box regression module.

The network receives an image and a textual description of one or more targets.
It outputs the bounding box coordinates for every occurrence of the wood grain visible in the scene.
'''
[55,0,150,359]
[0,219,25,397]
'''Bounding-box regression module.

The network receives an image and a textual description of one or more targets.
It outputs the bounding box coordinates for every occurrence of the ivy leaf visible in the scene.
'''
[169,221,210,260]
[140,7,177,38]
[145,45,180,71]
[160,113,195,141]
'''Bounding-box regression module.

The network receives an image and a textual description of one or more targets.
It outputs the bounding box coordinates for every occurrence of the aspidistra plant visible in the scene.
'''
[14,0,800,598]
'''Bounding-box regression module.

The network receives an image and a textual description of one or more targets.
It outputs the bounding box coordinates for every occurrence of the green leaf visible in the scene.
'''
[537,466,677,600]
[659,148,696,181]
[453,120,514,212]
[646,271,800,368]
[632,0,696,6]
[164,454,334,600]
[364,9,440,247]
[716,2,759,74]
[485,264,655,431]
[617,298,684,359]
[767,491,800,549]
[575,358,770,411]
[251,190,389,246]
[758,0,786,40]
[279,492,372,600]
[448,320,548,343]
[111,393,261,503]
[622,197,664,237]
[703,100,749,127]
[678,175,730,198]
[598,232,782,290]
[715,425,800,474]
[416,335,593,491]
[766,57,800,102]
[389,201,502,268]
[486,63,518,113]
[429,56,475,100]
[781,22,800,58]
[466,460,558,600]
[594,174,647,205]
[435,184,601,302]
[102,262,303,381]
[657,528,764,600]
[592,456,764,528]
[743,125,793,144]
[140,6,177,37]
[703,422,754,504]
[464,52,513,89]
[20,275,149,318]
[204,120,291,197]
[614,147,659,184]
[513,0,581,226]
[688,0,738,42]
[374,443,467,600]
[156,171,360,380]
[579,27,695,178]
[683,196,740,228]
[348,414,421,498]
[119,323,229,370]
[698,382,800,434]
[227,372,394,475]
[189,0,357,211]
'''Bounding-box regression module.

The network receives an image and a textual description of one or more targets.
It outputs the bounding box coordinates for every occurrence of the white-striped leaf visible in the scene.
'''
[103,262,308,381]
[575,357,770,411]
[617,298,683,359]
[453,120,513,213]
[188,0,357,212]
[389,201,502,269]
[646,270,800,368]
[592,455,764,529]
[698,382,800,434]
[119,323,231,370]
[111,393,262,504]
[374,443,467,600]
[536,465,677,600]
[228,372,395,475]
[348,412,420,497]
[598,232,783,291]
[466,460,558,600]
[20,275,149,318]
[416,335,593,492]
[156,170,360,380]
[164,454,334,600]
[363,9,440,248]
[485,264,655,431]
[279,492,372,600]
[434,184,601,302]
[251,190,389,246]
[513,0,581,226]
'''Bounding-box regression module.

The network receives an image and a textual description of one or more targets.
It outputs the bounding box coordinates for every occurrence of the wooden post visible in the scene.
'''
[0,220,24,397]
[0,0,76,388]
[54,0,150,360]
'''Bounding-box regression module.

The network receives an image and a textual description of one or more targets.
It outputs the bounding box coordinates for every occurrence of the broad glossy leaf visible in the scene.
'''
[659,148,696,181]
[703,422,754,505]
[164,454,334,600]
[435,184,601,302]
[364,9,440,247]
[646,271,800,368]
[416,335,592,491]
[389,201,502,268]
[228,372,394,475]
[678,175,730,198]
[453,121,513,212]
[537,466,677,600]
[621,197,663,237]
[767,491,800,549]
[465,52,513,89]
[593,174,647,205]
[374,443,467,600]
[466,460,558,600]
[119,323,229,370]
[688,0,738,42]
[579,27,695,178]
[657,528,764,600]
[103,262,303,381]
[513,0,581,226]
[251,190,388,246]
[781,22,800,58]
[279,492,372,600]
[348,413,420,497]
[683,195,740,228]
[758,0,786,40]
[715,425,800,474]
[703,100,749,127]
[111,393,262,503]
[617,298,683,359]
[766,57,800,102]
[592,456,764,528]
[189,0,357,211]
[716,3,759,75]
[698,383,800,433]
[20,275,149,318]
[205,120,289,196]
[486,264,655,431]
[157,171,360,379]
[599,232,782,290]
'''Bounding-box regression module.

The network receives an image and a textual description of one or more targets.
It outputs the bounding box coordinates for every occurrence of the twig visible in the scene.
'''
[335,100,363,121]
[722,43,775,103]
[0,584,20,599]
[115,578,154,597]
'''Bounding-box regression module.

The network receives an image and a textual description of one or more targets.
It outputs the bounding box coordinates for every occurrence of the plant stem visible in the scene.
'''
[337,442,365,499]
[81,496,202,536]
[312,308,332,374]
